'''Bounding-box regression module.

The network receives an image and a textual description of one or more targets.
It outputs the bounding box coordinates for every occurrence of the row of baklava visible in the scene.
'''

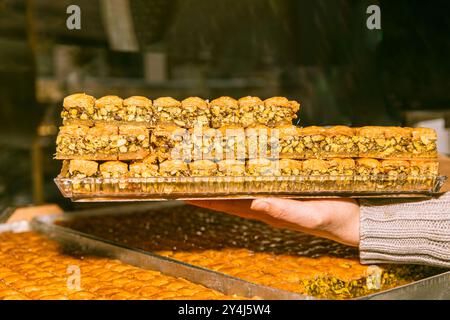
[61,158,439,179]
[0,232,241,300]
[61,93,300,129]
[56,123,438,161]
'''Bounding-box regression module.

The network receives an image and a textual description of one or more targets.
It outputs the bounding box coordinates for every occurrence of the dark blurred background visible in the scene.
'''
[0,0,449,210]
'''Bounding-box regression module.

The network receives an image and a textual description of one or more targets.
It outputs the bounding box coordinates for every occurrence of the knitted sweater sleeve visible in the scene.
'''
[359,193,450,268]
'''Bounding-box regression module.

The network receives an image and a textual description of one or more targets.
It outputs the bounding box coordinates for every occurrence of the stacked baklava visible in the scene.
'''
[56,93,439,193]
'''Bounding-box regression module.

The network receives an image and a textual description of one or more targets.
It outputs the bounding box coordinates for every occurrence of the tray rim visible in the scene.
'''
[54,175,448,202]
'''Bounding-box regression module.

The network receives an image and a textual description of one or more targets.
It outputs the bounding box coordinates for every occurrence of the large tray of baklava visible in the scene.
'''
[31,203,450,300]
[54,94,445,201]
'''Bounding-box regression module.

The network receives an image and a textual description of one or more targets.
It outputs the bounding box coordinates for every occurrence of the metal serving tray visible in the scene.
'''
[30,202,450,300]
[55,175,447,202]
[0,218,307,300]
[30,216,310,300]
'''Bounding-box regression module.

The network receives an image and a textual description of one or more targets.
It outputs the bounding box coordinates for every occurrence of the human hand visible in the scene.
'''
[186,198,360,247]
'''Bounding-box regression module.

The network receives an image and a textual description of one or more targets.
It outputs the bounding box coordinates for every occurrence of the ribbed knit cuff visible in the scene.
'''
[359,193,450,268]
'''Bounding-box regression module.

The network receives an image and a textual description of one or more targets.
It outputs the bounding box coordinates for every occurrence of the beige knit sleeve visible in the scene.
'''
[359,193,450,268]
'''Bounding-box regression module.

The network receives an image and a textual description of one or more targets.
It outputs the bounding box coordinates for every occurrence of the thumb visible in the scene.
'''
[251,198,328,231]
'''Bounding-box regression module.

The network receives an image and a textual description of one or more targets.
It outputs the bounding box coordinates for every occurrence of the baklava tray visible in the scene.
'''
[54,174,447,202]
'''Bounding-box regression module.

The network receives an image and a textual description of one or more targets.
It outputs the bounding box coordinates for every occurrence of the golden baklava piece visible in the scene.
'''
[93,95,124,122]
[322,126,358,157]
[121,96,155,126]
[56,124,120,160]
[409,160,439,176]
[381,160,411,177]
[274,126,359,159]
[356,126,437,159]
[217,160,246,177]
[410,128,438,158]
[210,96,240,128]
[61,93,96,125]
[299,126,358,159]
[327,158,356,176]
[238,96,264,127]
[153,97,182,126]
[355,158,382,176]
[355,158,439,177]
[246,159,281,176]
[56,125,89,159]
[245,125,279,159]
[302,159,330,176]
[278,159,303,176]
[150,125,191,162]
[262,97,300,126]
[190,127,219,161]
[275,125,307,159]
[117,125,150,160]
[189,160,218,177]
[179,97,211,128]
[159,160,189,177]
[129,162,159,178]
[355,158,409,190]
[217,125,246,161]
[99,161,128,178]
[61,160,99,179]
